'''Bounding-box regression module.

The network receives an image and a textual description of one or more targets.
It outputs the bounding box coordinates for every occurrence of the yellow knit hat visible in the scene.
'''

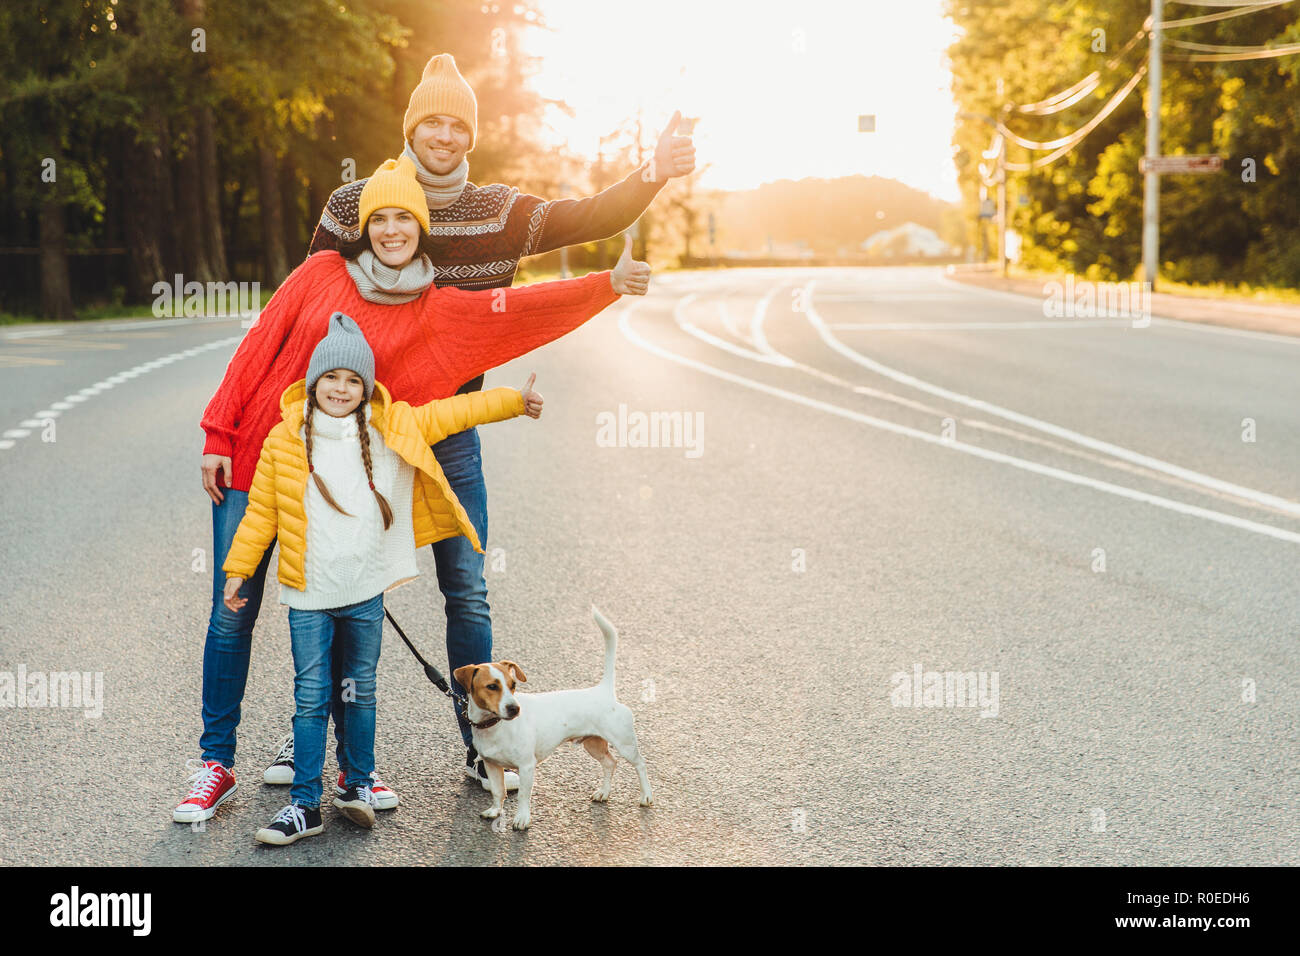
[357,156,431,236]
[402,53,478,149]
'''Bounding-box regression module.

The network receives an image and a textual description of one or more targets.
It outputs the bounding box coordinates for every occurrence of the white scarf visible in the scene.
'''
[345,249,436,305]
[402,142,469,209]
[306,402,369,441]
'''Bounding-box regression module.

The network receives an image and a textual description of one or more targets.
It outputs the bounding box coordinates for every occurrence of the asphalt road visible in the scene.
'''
[1,266,1296,865]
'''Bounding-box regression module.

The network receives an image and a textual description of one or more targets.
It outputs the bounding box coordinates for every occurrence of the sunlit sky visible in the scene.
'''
[524,0,961,201]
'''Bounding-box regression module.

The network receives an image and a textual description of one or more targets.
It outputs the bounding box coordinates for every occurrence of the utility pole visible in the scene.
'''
[962,110,1007,276]
[995,77,1007,278]
[1142,0,1163,291]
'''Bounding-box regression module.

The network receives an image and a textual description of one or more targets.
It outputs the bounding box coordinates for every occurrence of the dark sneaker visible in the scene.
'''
[173,758,237,823]
[464,746,520,792]
[335,771,398,810]
[333,785,376,828]
[255,804,323,845]
[263,732,294,785]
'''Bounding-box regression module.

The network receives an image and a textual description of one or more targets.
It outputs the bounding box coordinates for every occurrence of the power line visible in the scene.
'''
[1160,0,1291,28]
[1168,41,1300,59]
[1163,0,1289,7]
[1003,67,1148,169]
[1012,19,1150,115]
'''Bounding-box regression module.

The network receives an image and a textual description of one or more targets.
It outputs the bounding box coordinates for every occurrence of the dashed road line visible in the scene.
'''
[0,335,242,454]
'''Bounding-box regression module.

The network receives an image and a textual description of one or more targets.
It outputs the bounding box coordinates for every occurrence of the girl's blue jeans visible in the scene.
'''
[199,425,493,769]
[287,593,384,809]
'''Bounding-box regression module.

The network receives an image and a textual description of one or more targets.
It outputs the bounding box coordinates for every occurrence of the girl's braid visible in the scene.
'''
[355,404,394,530]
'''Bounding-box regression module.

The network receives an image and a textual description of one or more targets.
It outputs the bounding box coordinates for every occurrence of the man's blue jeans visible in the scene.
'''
[201,488,274,769]
[430,427,493,749]
[288,594,384,808]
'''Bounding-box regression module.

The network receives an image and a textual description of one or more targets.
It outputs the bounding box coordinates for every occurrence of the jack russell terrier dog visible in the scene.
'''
[453,606,652,830]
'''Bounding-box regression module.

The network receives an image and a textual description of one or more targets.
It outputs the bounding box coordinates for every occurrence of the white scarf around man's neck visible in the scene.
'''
[402,141,469,209]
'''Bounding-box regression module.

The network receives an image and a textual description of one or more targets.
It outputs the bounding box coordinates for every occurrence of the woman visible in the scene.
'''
[174,156,650,825]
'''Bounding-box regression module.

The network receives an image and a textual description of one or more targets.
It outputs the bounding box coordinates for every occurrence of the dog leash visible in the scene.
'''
[382,607,501,730]
[383,607,454,699]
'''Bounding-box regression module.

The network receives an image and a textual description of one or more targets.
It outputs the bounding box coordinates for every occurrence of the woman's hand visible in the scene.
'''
[519,372,544,419]
[610,233,651,296]
[223,576,247,614]
[202,454,233,504]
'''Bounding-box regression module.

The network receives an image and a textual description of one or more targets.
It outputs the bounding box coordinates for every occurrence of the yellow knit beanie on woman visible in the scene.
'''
[402,53,478,148]
[356,156,431,235]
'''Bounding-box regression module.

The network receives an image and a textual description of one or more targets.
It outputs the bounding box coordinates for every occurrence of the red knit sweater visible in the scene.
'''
[201,251,619,492]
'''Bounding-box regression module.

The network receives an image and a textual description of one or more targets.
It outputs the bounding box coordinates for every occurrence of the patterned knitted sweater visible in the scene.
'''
[308,163,664,393]
[200,251,618,493]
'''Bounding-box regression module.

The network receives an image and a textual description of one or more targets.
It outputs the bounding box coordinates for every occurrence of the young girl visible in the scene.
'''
[220,312,542,845]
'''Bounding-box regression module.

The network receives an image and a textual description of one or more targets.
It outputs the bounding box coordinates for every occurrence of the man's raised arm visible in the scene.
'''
[519,111,696,257]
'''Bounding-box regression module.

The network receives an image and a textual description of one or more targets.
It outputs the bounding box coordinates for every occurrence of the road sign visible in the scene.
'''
[1139,155,1223,174]
[858,114,876,133]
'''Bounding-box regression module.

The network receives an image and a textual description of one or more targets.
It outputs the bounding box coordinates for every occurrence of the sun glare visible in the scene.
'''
[525,0,961,200]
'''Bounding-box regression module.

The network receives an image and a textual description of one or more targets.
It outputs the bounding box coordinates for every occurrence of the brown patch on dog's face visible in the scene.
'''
[453,664,479,693]
[496,659,527,687]
[455,662,522,717]
[475,665,510,716]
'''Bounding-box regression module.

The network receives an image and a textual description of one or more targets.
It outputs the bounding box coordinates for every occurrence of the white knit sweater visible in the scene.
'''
[281,404,419,611]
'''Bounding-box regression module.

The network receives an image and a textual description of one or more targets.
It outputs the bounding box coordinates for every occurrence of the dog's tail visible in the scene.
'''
[592,605,618,690]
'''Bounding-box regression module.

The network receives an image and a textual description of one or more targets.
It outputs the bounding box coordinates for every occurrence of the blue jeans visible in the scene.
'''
[204,427,493,769]
[288,594,385,808]
[430,427,493,748]
[201,489,274,768]
[330,427,492,752]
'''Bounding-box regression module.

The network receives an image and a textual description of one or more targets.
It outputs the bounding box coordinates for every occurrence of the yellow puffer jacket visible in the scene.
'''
[222,378,524,591]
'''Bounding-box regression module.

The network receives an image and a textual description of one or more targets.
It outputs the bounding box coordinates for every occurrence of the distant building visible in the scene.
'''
[861,222,951,258]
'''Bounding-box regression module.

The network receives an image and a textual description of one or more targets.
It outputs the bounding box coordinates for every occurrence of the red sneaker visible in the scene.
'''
[336,770,398,810]
[173,759,237,823]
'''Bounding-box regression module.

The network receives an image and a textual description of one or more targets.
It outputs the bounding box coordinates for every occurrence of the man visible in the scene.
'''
[266,53,695,799]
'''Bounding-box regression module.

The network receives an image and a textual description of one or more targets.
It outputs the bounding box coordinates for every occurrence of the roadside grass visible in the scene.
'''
[0,287,276,327]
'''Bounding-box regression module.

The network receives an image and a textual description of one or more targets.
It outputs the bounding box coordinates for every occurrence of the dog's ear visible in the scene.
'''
[498,659,527,684]
[453,664,478,692]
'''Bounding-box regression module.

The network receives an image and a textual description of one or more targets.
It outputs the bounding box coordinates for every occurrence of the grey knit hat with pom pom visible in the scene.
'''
[305,312,375,399]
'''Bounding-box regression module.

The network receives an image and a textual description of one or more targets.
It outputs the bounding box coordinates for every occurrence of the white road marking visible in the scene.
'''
[674,293,791,366]
[828,320,1133,331]
[3,328,65,340]
[717,299,750,343]
[800,279,1300,518]
[940,274,1300,345]
[0,314,256,340]
[618,302,1300,545]
[0,334,242,453]
[663,286,1291,518]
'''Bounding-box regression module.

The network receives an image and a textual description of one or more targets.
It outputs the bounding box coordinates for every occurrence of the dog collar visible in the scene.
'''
[470,714,502,730]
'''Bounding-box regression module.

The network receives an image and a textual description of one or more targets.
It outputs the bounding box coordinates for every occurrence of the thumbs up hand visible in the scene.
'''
[610,233,651,295]
[653,109,696,180]
[519,372,543,419]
